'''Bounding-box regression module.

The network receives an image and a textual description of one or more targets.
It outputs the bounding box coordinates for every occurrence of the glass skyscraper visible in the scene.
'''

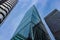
[11,5,50,40]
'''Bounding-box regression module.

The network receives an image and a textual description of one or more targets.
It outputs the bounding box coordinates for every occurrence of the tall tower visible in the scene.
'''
[0,0,7,4]
[45,9,60,40]
[0,0,17,23]
[11,5,50,40]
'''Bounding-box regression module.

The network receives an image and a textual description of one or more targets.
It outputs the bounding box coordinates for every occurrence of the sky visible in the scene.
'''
[0,0,60,40]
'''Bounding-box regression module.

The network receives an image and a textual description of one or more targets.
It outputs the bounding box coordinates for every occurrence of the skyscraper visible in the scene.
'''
[0,0,7,4]
[0,0,17,23]
[11,5,50,40]
[45,9,60,40]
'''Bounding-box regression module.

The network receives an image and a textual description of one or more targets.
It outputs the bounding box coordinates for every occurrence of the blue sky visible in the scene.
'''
[0,0,60,40]
[35,0,60,18]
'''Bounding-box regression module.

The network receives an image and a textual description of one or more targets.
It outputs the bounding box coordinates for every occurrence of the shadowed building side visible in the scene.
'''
[0,0,7,5]
[45,9,60,40]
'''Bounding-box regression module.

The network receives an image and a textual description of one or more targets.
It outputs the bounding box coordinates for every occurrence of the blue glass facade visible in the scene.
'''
[11,5,50,40]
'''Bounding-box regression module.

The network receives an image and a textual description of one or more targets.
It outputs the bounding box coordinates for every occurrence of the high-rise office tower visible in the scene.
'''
[45,9,60,40]
[11,5,50,40]
[0,0,17,23]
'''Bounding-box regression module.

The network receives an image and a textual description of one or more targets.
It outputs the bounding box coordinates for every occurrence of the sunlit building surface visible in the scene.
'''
[11,5,50,40]
[45,9,60,40]
[0,0,17,23]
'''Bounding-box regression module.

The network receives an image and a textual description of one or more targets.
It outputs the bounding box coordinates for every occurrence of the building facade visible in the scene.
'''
[0,0,17,23]
[45,9,60,40]
[11,5,50,40]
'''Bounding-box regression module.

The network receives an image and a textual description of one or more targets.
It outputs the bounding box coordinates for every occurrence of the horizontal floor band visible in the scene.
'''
[2,4,10,11]
[4,2,11,8]
[0,12,5,19]
[0,8,7,16]
[3,3,11,10]
[0,5,9,13]
[0,6,7,13]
